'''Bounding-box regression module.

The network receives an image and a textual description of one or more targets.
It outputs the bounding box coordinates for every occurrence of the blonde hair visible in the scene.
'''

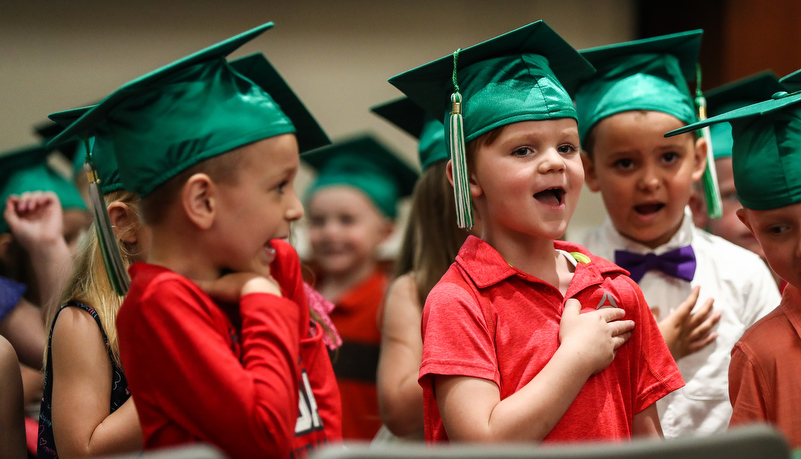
[43,190,142,367]
[394,160,468,307]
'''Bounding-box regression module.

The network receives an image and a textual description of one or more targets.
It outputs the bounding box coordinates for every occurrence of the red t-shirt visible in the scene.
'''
[420,236,684,443]
[327,268,387,440]
[118,240,340,459]
[729,284,801,448]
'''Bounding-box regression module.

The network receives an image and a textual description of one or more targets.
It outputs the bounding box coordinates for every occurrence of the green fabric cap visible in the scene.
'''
[781,68,801,92]
[0,144,87,233]
[388,21,594,143]
[33,120,81,165]
[575,30,703,147]
[47,22,329,198]
[704,71,783,160]
[49,106,125,195]
[370,97,448,171]
[303,135,419,218]
[665,76,801,210]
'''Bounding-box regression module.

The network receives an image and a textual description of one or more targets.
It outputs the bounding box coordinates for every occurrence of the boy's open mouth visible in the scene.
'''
[634,203,665,215]
[533,187,565,206]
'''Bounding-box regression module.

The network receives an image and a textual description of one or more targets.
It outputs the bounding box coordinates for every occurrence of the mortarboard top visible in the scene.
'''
[0,144,87,233]
[780,68,801,92]
[388,20,595,143]
[47,22,329,198]
[574,30,703,146]
[665,70,801,210]
[370,97,448,171]
[703,71,783,160]
[302,135,419,219]
[49,106,124,195]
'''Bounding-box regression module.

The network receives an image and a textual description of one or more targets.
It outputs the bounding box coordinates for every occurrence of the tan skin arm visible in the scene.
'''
[376,274,424,437]
[632,404,663,438]
[0,297,46,369]
[50,307,142,457]
[436,300,634,442]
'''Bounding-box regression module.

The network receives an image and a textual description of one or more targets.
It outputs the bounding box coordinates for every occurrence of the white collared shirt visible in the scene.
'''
[580,208,780,437]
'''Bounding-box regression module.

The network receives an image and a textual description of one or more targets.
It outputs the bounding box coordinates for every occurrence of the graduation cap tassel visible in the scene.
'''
[695,64,723,219]
[449,49,474,230]
[84,138,130,296]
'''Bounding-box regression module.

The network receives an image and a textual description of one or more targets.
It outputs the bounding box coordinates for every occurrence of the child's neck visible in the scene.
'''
[146,226,220,281]
[483,229,573,296]
[317,260,378,303]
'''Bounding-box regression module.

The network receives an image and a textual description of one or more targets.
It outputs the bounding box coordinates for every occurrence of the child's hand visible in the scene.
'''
[658,286,720,360]
[559,299,635,375]
[195,272,283,304]
[4,192,65,252]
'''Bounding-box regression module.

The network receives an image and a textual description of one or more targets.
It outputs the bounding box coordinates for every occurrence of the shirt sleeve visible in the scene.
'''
[419,276,500,388]
[624,276,685,414]
[729,341,771,426]
[123,277,301,458]
[0,276,26,323]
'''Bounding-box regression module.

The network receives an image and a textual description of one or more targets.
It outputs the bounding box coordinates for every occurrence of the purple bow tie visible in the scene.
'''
[614,246,697,283]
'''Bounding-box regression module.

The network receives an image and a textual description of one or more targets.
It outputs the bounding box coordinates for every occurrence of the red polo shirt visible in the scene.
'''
[729,284,801,448]
[420,236,683,443]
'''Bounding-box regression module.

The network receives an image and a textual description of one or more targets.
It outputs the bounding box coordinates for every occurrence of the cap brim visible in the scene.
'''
[370,97,427,139]
[229,52,330,153]
[389,21,595,122]
[705,71,783,114]
[780,68,801,92]
[46,22,274,147]
[665,91,801,137]
[580,30,703,82]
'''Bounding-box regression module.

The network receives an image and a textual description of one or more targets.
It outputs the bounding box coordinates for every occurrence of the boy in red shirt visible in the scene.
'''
[390,21,683,443]
[48,23,340,458]
[666,69,801,448]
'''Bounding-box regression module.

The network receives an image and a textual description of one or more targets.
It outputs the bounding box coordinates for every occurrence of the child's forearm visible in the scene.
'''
[78,398,142,456]
[439,345,593,442]
[27,237,71,314]
[632,404,662,438]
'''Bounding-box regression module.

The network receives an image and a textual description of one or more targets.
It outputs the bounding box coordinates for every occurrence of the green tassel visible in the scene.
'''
[449,49,473,230]
[694,64,722,219]
[84,138,130,296]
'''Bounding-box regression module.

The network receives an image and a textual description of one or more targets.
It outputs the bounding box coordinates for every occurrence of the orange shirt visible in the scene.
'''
[327,268,387,440]
[729,284,801,448]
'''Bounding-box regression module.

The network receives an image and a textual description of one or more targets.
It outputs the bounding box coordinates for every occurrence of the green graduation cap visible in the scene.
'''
[303,135,418,219]
[704,71,783,160]
[370,97,448,171]
[0,144,87,233]
[574,30,703,145]
[33,120,81,166]
[48,106,124,195]
[47,22,329,198]
[665,70,801,211]
[780,68,801,92]
[388,20,594,228]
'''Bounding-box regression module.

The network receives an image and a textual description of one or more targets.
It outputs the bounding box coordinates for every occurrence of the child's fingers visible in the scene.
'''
[674,285,701,321]
[612,332,633,349]
[688,310,721,342]
[687,298,716,329]
[562,298,581,316]
[608,319,635,336]
[596,306,627,323]
[686,331,718,354]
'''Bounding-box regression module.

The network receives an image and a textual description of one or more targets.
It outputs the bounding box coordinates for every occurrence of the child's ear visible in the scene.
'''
[378,219,395,243]
[182,173,216,230]
[687,188,708,230]
[691,135,708,182]
[107,202,138,244]
[581,152,600,192]
[736,208,755,235]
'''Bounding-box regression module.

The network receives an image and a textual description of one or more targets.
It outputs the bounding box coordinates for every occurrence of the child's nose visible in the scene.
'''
[285,192,304,222]
[538,149,565,173]
[637,165,660,191]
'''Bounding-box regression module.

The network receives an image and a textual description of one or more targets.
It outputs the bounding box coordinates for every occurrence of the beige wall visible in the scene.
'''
[0,0,635,252]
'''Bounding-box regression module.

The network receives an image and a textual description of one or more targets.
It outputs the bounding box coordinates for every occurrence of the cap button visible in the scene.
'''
[772,91,789,99]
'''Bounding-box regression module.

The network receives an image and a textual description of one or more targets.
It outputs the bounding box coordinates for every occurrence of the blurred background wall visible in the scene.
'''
[1,0,799,254]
